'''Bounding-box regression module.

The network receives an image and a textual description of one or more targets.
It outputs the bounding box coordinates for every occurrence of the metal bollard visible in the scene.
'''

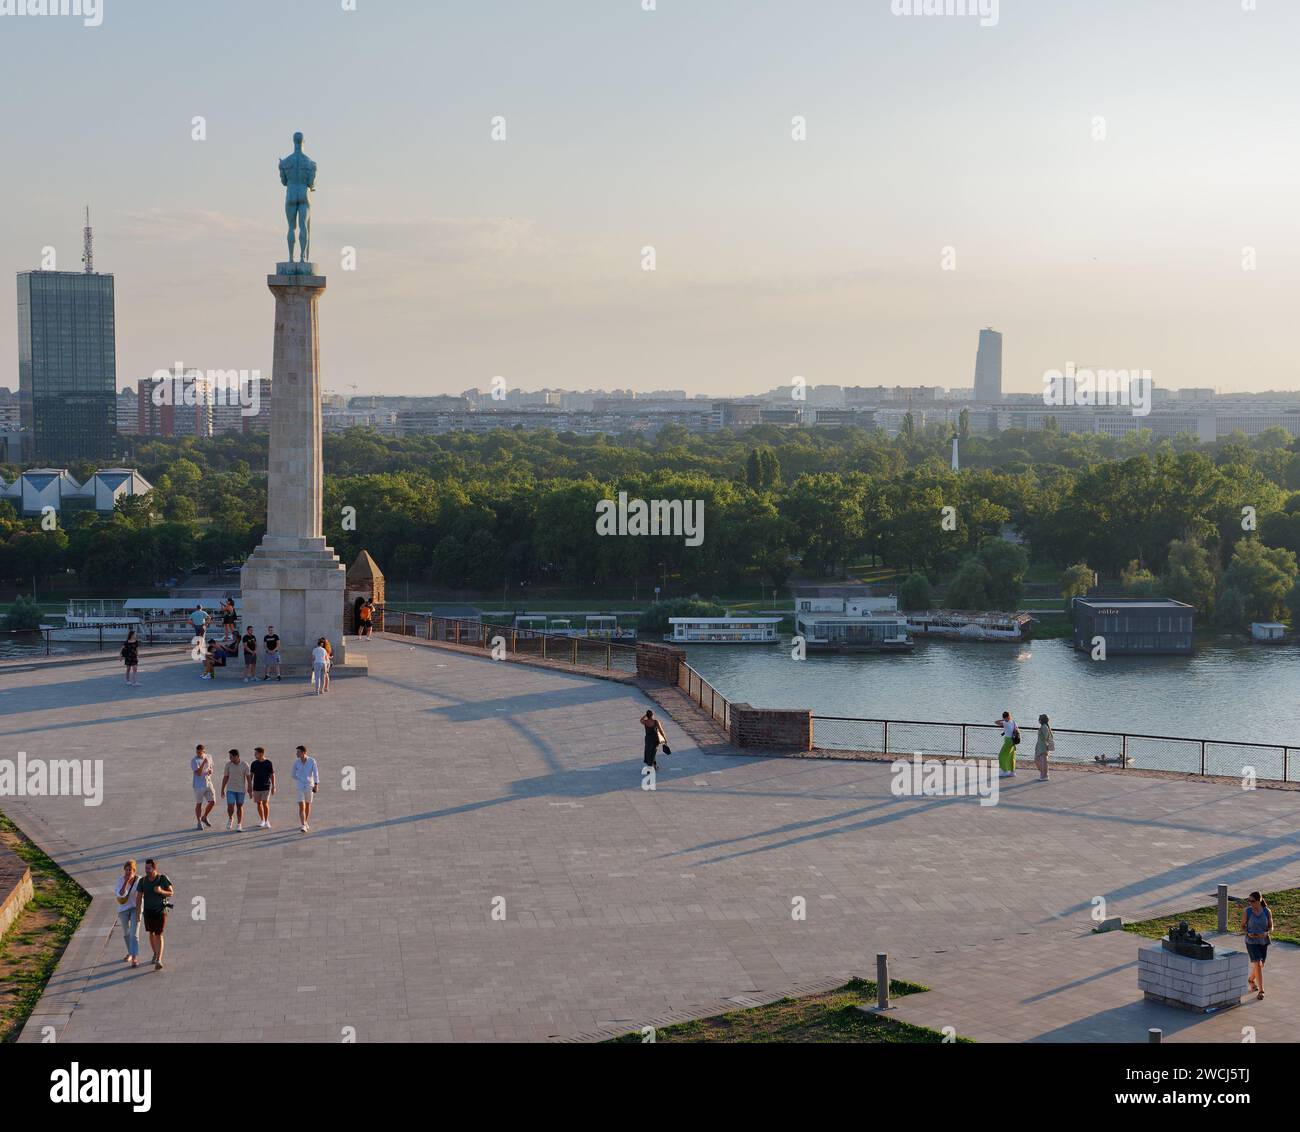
[1148,1028,1162,1044]
[1217,884,1228,933]
[876,953,889,1010]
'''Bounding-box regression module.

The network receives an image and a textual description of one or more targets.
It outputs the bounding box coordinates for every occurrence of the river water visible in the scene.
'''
[681,637,1300,752]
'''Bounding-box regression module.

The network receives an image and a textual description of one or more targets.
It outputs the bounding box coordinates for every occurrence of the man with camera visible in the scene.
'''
[135,858,175,972]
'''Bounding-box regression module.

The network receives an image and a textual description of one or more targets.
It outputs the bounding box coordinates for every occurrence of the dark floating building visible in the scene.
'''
[1071,596,1195,655]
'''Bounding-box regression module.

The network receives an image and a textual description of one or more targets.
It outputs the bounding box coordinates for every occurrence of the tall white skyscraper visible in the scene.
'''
[974,327,1003,403]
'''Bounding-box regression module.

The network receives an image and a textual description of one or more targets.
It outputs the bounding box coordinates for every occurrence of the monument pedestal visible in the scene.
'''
[239,265,358,674]
[1137,942,1249,1012]
[240,539,347,671]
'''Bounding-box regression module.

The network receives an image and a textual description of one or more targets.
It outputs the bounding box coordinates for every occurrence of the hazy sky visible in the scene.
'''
[3,0,1299,398]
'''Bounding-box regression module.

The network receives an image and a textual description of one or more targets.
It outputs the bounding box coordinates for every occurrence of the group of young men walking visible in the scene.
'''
[190,743,320,834]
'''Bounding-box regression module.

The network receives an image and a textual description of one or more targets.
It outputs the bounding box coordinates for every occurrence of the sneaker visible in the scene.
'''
[300,824,307,833]
[260,675,268,681]
[155,960,164,971]
[202,817,212,828]
[304,823,310,832]
[276,675,282,682]
[196,820,204,831]
[227,817,234,830]
[236,823,243,832]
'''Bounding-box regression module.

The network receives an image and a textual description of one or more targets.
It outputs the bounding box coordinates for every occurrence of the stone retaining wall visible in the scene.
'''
[0,845,34,941]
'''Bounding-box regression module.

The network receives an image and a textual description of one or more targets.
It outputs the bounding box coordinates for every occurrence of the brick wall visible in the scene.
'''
[636,642,684,684]
[729,703,813,751]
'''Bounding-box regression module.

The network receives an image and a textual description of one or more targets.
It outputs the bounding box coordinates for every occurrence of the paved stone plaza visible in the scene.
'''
[3,638,1298,1043]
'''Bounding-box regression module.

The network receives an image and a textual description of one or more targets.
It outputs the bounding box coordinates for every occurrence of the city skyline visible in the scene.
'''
[5,2,1300,401]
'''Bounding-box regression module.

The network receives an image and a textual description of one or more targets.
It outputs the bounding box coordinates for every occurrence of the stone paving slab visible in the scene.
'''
[1,638,1297,1043]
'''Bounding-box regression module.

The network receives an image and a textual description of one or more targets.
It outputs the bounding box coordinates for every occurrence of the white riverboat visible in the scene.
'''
[667,616,782,644]
[42,598,240,642]
[792,586,913,653]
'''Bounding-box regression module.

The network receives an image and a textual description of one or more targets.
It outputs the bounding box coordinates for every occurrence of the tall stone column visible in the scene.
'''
[239,264,346,670]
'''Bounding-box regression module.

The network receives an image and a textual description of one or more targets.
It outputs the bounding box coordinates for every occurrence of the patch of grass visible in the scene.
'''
[0,812,90,1043]
[1124,887,1300,947]
[606,977,969,1043]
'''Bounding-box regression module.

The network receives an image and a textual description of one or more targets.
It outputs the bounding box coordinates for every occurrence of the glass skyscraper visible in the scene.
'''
[17,270,117,463]
[973,326,1002,404]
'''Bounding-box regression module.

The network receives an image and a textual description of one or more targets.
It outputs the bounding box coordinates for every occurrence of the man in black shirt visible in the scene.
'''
[135,858,174,971]
[241,626,258,682]
[261,626,282,682]
[249,746,277,828]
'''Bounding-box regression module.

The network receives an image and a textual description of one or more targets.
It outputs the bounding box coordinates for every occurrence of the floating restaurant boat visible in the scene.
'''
[42,598,241,642]
[905,609,1033,642]
[791,585,913,653]
[666,616,782,644]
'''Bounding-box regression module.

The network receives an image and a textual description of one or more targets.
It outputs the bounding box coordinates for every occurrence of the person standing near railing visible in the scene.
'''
[1034,714,1055,781]
[995,711,1019,778]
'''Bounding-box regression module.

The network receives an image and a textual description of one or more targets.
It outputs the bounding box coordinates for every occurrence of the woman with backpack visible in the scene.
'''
[995,710,1019,778]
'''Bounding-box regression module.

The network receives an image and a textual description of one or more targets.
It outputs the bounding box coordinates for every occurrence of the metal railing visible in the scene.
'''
[678,660,732,730]
[379,610,638,674]
[811,716,1295,783]
[1,619,205,659]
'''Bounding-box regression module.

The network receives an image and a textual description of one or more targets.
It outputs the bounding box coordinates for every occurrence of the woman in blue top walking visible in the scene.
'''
[1242,891,1272,1001]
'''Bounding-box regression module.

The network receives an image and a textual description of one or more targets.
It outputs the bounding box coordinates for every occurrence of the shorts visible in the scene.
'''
[297,787,315,805]
[1246,942,1269,963]
[264,652,280,665]
[244,655,257,667]
[250,789,270,802]
[226,790,246,806]
[313,663,327,679]
[143,910,167,935]
[194,783,215,804]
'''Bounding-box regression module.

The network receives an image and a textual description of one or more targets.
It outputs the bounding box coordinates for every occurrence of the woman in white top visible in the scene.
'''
[116,859,141,967]
[994,711,1018,778]
[311,639,330,694]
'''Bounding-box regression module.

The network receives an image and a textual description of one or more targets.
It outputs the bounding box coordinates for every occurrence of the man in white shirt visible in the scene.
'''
[191,744,216,830]
[291,745,319,833]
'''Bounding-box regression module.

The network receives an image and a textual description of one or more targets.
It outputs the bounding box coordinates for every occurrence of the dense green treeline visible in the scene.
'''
[2,422,1300,620]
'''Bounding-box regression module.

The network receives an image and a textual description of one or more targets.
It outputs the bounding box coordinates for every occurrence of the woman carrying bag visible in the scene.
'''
[1243,891,1273,1001]
[641,710,670,773]
[116,859,141,967]
[1034,714,1055,781]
